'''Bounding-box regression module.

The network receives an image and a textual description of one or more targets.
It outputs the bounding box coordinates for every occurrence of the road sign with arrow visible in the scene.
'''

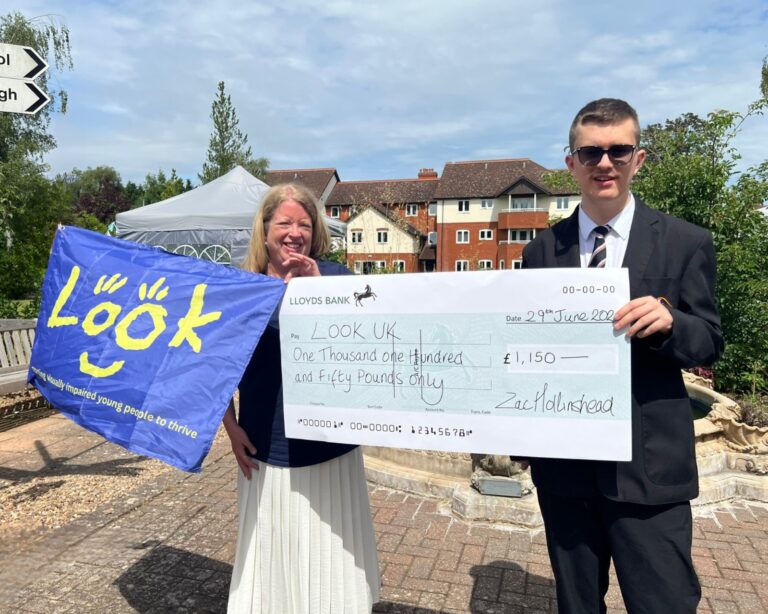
[0,77,50,114]
[0,43,48,80]
[0,43,50,115]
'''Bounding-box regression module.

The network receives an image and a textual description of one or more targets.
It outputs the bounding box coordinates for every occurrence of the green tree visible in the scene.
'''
[53,167,132,225]
[633,62,768,392]
[242,157,270,180]
[0,156,60,299]
[73,167,132,224]
[542,169,580,194]
[541,171,579,227]
[0,11,73,314]
[131,169,194,207]
[761,56,768,101]
[142,169,168,205]
[160,168,185,200]
[0,12,72,162]
[199,81,268,183]
[124,180,144,208]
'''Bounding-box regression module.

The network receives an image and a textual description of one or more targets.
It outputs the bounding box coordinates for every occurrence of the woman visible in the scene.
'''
[224,183,380,613]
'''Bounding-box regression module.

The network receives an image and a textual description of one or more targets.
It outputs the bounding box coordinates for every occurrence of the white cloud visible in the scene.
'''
[11,0,768,183]
[92,102,132,116]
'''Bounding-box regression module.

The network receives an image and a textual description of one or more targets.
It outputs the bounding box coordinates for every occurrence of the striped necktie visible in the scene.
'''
[588,226,610,268]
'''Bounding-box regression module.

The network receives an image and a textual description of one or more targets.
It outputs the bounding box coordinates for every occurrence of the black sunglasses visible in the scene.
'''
[571,144,636,166]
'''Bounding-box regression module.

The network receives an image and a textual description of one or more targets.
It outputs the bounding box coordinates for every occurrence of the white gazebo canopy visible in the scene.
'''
[115,166,346,265]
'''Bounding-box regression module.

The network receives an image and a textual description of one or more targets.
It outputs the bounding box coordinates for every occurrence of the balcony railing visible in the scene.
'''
[500,205,549,213]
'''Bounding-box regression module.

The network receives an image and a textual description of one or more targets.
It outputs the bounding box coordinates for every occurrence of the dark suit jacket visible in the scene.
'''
[522,197,723,505]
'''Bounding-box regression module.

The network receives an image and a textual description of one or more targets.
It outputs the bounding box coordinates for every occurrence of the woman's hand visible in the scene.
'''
[223,403,259,479]
[282,253,321,282]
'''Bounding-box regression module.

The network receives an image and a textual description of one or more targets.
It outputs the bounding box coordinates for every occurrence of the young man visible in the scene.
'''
[522,98,723,613]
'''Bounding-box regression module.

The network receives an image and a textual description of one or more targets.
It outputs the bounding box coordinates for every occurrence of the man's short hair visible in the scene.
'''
[569,98,641,151]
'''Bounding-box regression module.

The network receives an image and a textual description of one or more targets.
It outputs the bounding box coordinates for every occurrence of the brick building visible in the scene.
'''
[263,159,580,273]
[432,159,579,271]
[327,170,439,273]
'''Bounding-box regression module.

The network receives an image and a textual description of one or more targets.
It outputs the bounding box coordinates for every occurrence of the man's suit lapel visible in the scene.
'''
[622,197,660,289]
[553,198,661,275]
[555,209,581,267]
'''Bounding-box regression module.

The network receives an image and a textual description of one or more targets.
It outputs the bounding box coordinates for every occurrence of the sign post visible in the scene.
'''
[0,43,49,115]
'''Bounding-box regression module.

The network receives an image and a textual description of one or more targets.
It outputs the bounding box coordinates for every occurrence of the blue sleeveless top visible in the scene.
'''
[237,260,356,467]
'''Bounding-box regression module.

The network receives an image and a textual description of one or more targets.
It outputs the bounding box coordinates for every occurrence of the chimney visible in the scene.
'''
[418,168,438,180]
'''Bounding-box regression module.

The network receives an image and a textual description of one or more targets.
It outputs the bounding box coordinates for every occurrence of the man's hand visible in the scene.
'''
[613,296,673,338]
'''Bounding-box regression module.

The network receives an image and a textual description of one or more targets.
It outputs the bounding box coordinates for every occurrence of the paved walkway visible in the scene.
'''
[1,415,767,613]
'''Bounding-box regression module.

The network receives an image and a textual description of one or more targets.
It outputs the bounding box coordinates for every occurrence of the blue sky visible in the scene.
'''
[11,0,768,185]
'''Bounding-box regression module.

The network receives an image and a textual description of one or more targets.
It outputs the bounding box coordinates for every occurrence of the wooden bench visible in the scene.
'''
[0,319,37,395]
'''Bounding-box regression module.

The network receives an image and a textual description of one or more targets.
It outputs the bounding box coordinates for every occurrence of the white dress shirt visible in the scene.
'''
[578,194,636,268]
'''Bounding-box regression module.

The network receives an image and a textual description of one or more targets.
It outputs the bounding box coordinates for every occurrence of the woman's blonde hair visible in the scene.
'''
[243,183,331,273]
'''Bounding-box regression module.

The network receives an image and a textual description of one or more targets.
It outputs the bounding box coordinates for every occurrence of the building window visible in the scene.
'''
[513,260,522,269]
[330,206,340,218]
[357,261,386,274]
[456,230,469,243]
[428,201,437,216]
[427,231,437,245]
[350,230,362,244]
[510,198,533,210]
[455,260,469,272]
[377,230,388,244]
[393,260,405,272]
[479,229,493,240]
[498,260,505,269]
[458,200,470,213]
[481,199,494,209]
[507,229,534,242]
[479,260,493,270]
[405,203,418,217]
[556,197,570,210]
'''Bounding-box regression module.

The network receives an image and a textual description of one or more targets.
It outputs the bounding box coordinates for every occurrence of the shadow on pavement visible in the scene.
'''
[115,542,231,613]
[373,559,555,613]
[468,559,555,611]
[0,439,147,485]
[117,546,554,613]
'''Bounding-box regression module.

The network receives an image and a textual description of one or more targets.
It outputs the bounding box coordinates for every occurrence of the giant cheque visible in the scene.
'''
[280,268,632,461]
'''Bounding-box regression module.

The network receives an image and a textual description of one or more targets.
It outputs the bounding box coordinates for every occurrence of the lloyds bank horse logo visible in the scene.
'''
[353,284,377,307]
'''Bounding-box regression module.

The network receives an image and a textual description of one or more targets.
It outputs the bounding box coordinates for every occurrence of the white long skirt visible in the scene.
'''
[227,447,380,614]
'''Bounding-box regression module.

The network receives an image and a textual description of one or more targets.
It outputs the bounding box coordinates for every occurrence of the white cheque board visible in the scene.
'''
[280,268,632,461]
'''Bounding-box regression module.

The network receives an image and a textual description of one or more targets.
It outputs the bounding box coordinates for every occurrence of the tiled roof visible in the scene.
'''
[418,244,436,260]
[348,202,424,238]
[264,168,339,200]
[433,158,576,199]
[327,179,438,206]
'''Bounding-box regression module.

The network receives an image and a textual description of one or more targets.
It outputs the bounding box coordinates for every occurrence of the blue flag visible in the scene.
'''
[29,226,286,472]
